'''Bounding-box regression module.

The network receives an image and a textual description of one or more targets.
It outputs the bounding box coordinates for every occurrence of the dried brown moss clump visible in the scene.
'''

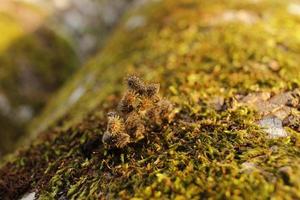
[102,76,173,148]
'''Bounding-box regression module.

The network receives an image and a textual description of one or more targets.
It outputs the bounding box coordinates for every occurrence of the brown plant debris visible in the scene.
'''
[237,89,300,120]
[102,76,174,148]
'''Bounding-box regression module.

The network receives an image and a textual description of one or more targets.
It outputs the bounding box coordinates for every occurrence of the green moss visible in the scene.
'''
[1,0,300,199]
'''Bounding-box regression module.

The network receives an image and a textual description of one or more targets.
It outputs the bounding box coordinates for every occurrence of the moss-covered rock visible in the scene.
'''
[1,0,300,199]
[0,3,78,155]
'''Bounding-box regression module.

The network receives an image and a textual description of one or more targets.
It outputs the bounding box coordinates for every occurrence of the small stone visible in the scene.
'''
[269,92,292,106]
[240,92,271,105]
[19,192,36,200]
[259,115,288,138]
[272,106,291,121]
[239,91,295,120]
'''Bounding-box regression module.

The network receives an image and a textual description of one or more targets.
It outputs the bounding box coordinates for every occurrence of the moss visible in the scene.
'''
[1,0,300,199]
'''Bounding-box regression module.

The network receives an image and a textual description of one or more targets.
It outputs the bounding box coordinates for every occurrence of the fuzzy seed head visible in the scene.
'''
[104,76,174,149]
[139,96,155,112]
[134,123,145,140]
[145,99,173,125]
[146,106,160,124]
[145,83,160,97]
[118,90,137,114]
[126,75,145,94]
[125,112,145,140]
[115,133,130,148]
[159,99,173,114]
[103,111,130,148]
[107,112,125,134]
[125,112,140,130]
[159,99,174,122]
[102,131,130,148]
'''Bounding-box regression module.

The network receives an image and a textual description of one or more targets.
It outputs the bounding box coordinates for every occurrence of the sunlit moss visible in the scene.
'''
[1,0,300,199]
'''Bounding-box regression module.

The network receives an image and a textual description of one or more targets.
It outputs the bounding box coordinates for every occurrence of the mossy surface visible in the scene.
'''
[0,4,78,155]
[1,0,300,199]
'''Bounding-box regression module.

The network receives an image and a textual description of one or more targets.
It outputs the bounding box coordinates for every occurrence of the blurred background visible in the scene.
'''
[0,0,145,156]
